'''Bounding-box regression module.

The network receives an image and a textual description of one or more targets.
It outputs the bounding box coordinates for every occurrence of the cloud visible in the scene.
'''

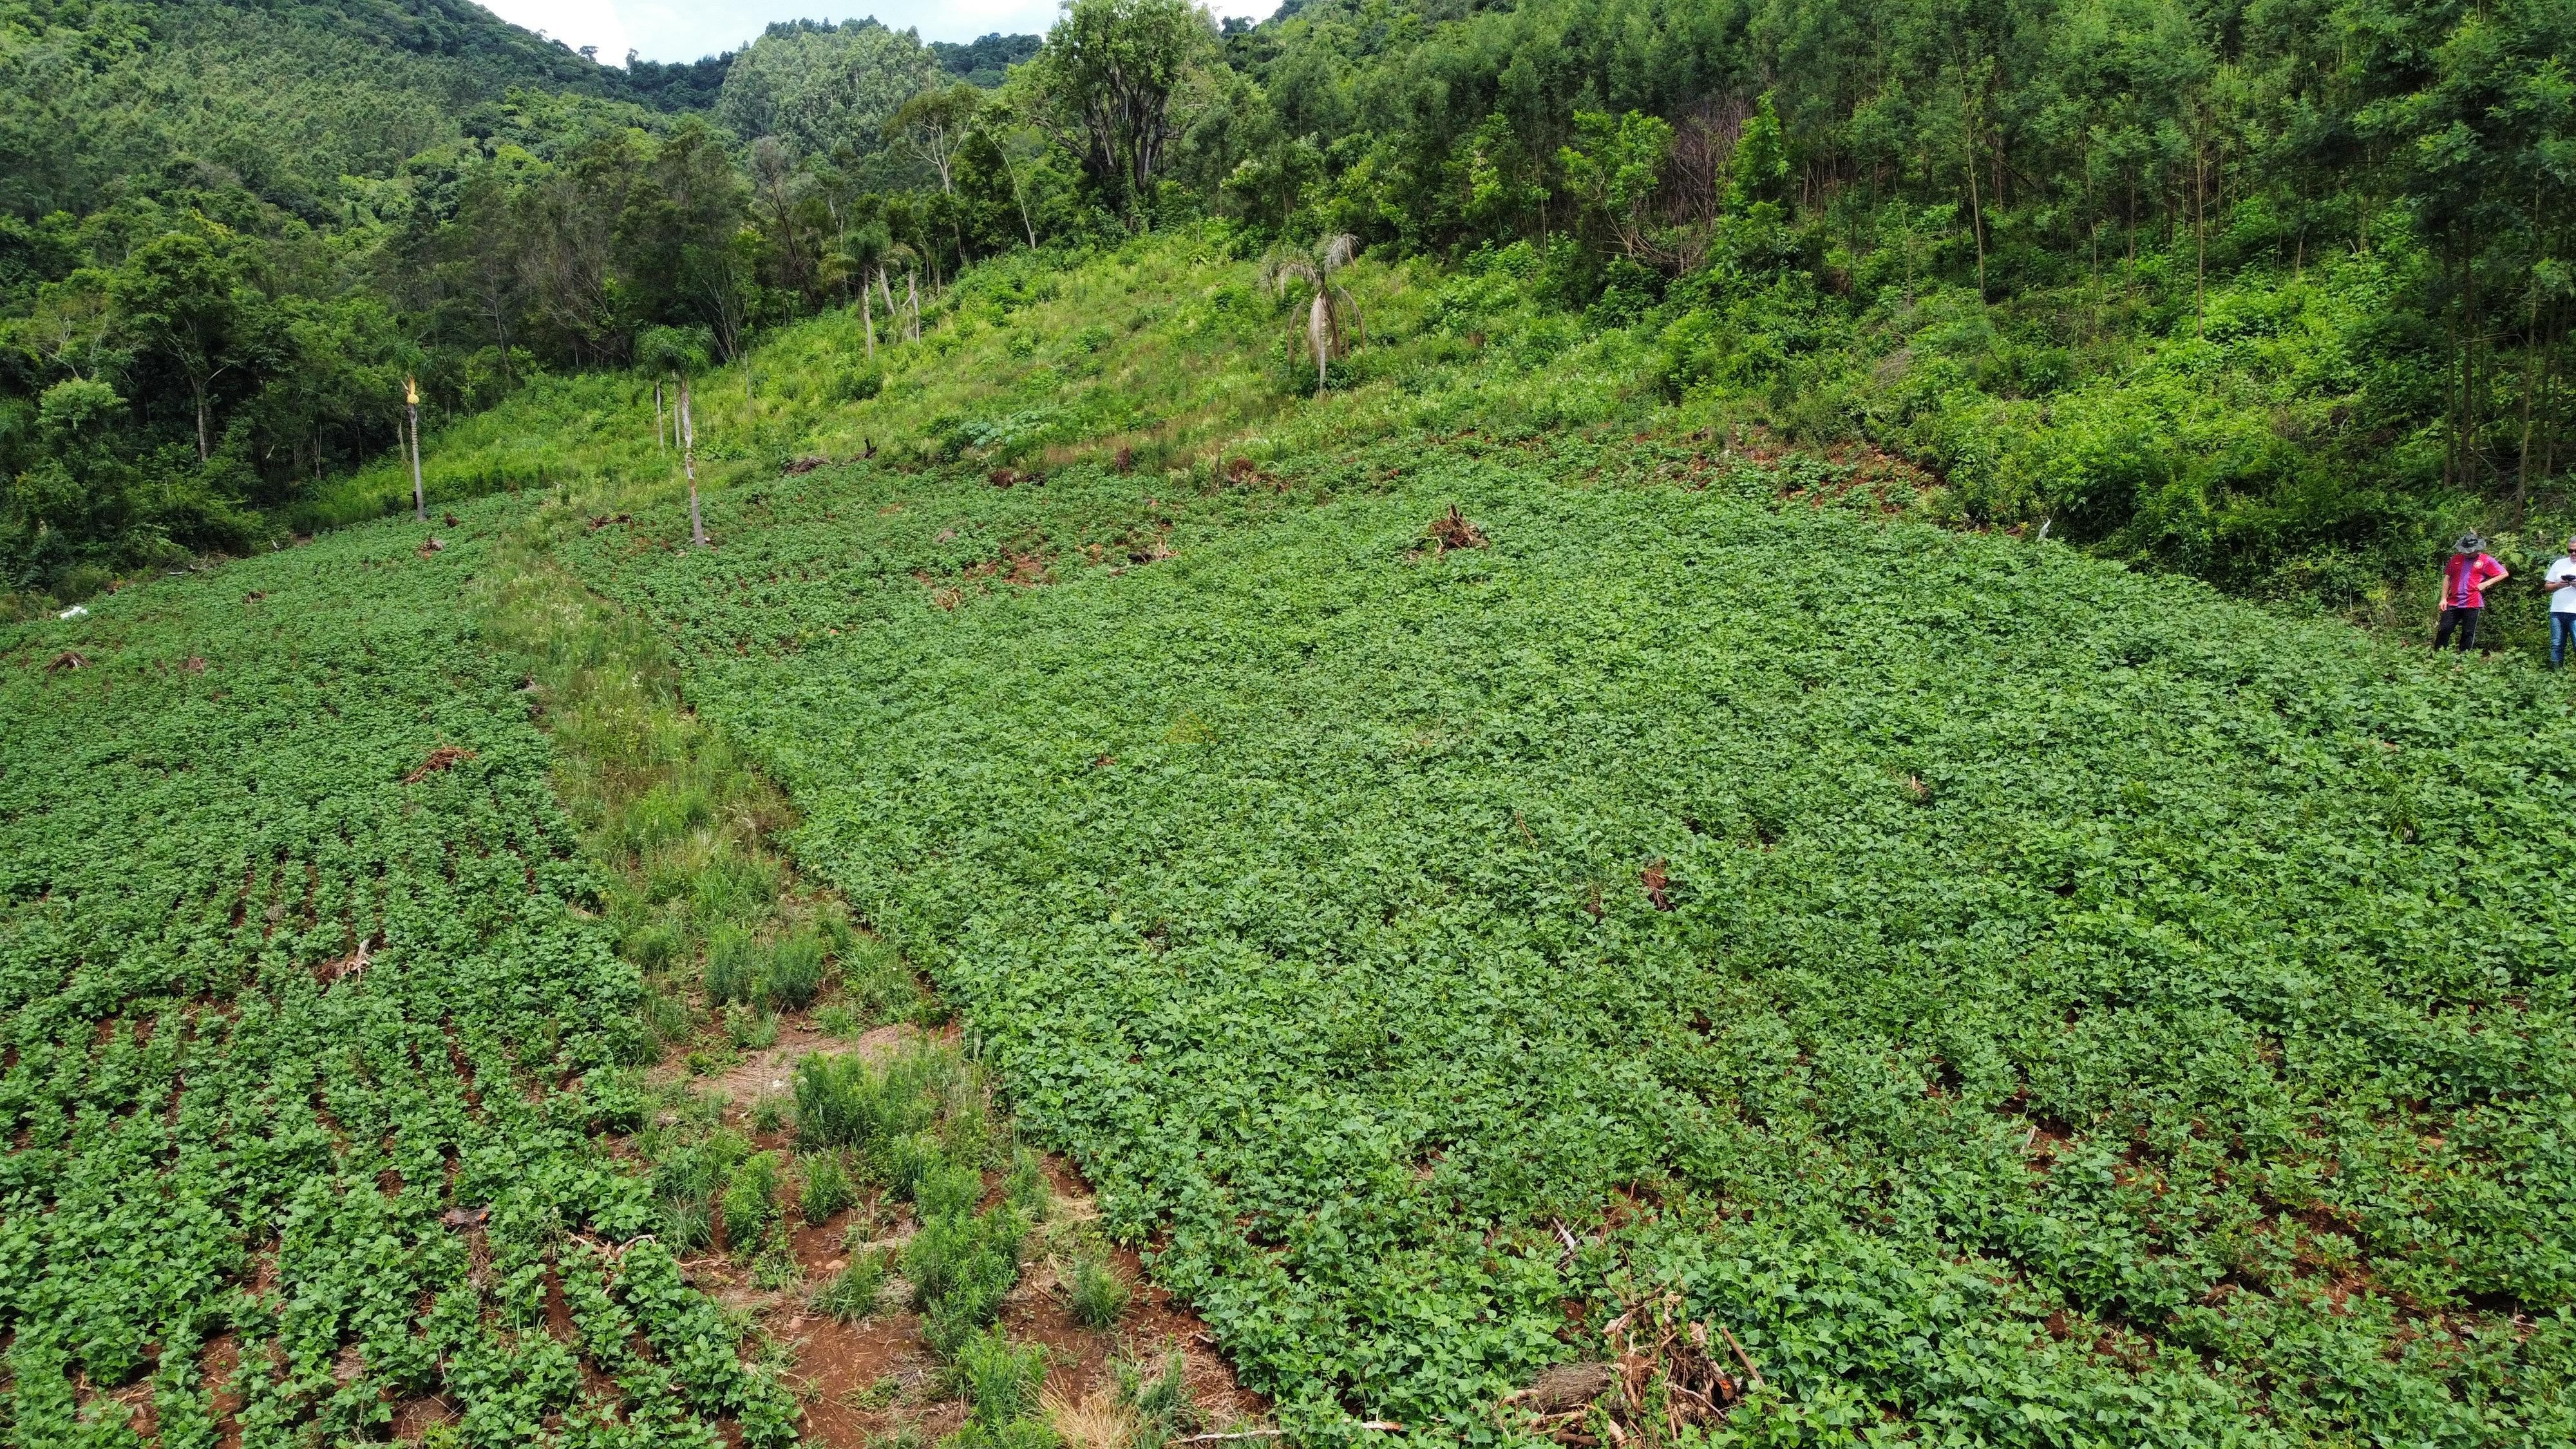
[480,1,1278,67]
[477,0,632,61]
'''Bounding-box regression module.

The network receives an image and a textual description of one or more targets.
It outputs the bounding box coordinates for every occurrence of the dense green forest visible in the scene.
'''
[1,0,2570,614]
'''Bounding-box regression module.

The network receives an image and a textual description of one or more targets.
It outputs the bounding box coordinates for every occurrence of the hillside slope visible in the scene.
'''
[10,236,2576,1444]
[551,421,2576,1443]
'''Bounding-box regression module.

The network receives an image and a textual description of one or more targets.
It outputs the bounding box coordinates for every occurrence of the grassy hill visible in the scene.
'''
[8,238,2576,1444]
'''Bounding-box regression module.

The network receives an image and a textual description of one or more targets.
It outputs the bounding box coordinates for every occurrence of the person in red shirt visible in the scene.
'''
[2433,533,2508,652]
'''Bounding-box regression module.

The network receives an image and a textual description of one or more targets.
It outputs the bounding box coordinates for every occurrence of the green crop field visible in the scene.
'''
[12,0,2576,1439]
[554,432,2576,1444]
[0,509,797,1446]
[8,235,2576,1447]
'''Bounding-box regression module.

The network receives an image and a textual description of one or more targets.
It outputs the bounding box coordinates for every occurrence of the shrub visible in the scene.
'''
[1113,1347,1196,1449]
[637,989,692,1054]
[942,1421,1059,1449]
[1003,1148,1048,1221]
[800,1151,856,1224]
[879,1132,941,1200]
[761,931,826,1010]
[751,1095,790,1133]
[652,1130,747,1208]
[658,1200,711,1253]
[690,852,779,926]
[616,785,713,854]
[907,1204,1026,1352]
[750,1235,804,1291]
[916,1159,982,1223]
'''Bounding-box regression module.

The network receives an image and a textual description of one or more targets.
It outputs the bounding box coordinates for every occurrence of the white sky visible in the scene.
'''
[477,0,1279,65]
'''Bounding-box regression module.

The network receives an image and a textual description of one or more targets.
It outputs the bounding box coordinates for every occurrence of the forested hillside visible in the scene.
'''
[1,0,2570,614]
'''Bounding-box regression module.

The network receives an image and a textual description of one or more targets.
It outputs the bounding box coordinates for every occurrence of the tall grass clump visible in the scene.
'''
[943,1328,1052,1449]
[762,929,826,1010]
[721,1151,782,1256]
[799,1151,856,1224]
[813,1248,889,1323]
[793,1043,954,1160]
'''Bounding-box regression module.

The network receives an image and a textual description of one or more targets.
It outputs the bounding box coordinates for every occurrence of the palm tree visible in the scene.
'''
[828,225,890,357]
[1262,234,1363,397]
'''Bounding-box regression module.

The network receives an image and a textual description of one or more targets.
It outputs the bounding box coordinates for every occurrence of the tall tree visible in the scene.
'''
[108,233,242,462]
[1030,0,1215,218]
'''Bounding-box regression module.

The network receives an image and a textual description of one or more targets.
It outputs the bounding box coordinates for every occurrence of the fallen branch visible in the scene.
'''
[1179,1418,1401,1441]
[1719,1325,1764,1389]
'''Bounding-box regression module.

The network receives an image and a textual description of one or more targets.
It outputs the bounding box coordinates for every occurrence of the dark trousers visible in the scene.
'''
[2434,605,2483,652]
[2553,613,2576,668]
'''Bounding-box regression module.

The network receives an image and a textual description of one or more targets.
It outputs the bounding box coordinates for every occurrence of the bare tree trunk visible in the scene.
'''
[862,284,876,357]
[681,377,706,549]
[1961,88,1987,301]
[406,399,425,524]
[654,381,666,451]
[2464,218,2479,486]
[996,137,1037,249]
[2523,272,2543,507]
[2194,128,2208,337]
[194,383,210,462]
[1311,292,1331,395]
[907,272,921,341]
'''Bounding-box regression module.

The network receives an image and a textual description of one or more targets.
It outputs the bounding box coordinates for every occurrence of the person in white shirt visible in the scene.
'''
[2547,536,2576,668]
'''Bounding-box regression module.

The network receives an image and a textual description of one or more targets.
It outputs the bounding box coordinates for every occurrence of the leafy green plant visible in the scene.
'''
[0,510,795,1444]
[558,432,2576,1441]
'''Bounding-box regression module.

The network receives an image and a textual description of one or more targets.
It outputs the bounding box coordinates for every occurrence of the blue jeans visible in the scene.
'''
[2555,612,2576,668]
